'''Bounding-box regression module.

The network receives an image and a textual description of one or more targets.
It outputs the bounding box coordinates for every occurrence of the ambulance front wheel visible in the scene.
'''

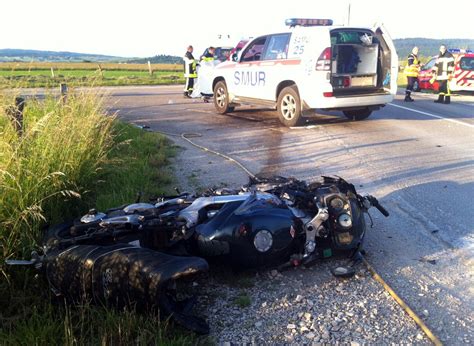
[277,86,303,127]
[343,109,372,121]
[213,81,234,114]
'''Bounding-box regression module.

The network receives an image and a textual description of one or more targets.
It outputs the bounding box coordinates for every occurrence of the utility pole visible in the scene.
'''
[347,2,351,26]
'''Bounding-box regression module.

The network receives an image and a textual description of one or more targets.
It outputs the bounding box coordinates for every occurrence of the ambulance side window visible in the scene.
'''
[262,33,291,60]
[241,36,268,62]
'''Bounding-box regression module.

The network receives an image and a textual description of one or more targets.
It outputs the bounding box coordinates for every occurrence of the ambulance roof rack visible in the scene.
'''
[285,18,333,27]
[448,48,474,54]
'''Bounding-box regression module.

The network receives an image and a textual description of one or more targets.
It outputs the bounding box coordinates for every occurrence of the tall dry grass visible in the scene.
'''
[0,88,115,274]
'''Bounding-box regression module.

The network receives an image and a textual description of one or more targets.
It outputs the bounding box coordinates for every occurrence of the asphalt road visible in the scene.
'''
[106,85,473,343]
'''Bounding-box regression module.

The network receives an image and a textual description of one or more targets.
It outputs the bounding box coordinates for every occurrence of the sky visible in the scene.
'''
[1,0,473,58]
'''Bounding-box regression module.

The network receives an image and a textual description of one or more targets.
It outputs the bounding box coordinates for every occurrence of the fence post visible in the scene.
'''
[97,64,103,77]
[60,83,68,103]
[148,61,153,76]
[6,97,25,136]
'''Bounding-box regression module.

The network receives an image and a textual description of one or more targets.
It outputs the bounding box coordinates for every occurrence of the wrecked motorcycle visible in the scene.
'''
[6,175,388,334]
[138,175,388,271]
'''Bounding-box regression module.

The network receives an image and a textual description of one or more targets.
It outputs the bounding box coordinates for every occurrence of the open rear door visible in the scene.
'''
[372,23,398,96]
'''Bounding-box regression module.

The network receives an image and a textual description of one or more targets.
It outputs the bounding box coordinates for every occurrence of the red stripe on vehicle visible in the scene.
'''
[217,63,238,69]
[455,70,469,81]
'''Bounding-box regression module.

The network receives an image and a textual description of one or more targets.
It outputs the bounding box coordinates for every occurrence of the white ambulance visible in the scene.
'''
[209,18,398,126]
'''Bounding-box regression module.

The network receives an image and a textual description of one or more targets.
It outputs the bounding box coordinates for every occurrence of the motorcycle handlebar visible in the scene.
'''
[374,203,389,217]
[366,195,389,217]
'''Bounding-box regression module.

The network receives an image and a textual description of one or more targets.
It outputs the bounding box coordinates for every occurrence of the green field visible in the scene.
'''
[0,70,183,87]
[0,69,178,77]
[0,61,424,89]
[0,62,184,87]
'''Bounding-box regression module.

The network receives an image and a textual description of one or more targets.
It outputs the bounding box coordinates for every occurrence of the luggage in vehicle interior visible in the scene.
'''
[330,30,380,90]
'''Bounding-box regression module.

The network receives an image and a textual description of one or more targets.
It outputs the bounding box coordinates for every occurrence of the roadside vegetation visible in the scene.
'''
[0,62,183,88]
[0,84,199,344]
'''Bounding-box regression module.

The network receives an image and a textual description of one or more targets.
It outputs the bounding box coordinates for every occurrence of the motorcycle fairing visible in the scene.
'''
[195,193,295,267]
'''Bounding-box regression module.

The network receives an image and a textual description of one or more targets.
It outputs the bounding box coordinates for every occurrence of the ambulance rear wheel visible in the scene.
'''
[343,109,372,121]
[214,81,233,114]
[277,86,303,127]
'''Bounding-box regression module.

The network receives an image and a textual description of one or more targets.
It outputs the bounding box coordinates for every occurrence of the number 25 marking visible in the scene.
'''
[294,45,304,55]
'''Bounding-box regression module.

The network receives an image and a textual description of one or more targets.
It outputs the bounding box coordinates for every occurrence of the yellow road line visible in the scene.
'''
[363,257,443,346]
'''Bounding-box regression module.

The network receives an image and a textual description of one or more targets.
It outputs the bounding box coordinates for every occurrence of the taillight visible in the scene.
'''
[323,92,333,97]
[316,47,331,71]
[343,76,351,87]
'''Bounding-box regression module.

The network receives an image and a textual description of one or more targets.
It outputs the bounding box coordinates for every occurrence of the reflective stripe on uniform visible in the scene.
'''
[404,54,420,77]
[435,55,455,80]
[183,56,197,78]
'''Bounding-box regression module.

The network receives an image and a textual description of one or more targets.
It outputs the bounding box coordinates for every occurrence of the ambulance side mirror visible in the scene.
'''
[232,53,239,62]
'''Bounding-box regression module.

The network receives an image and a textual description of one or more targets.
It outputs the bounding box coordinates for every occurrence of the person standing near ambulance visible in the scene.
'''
[183,45,197,98]
[196,47,216,102]
[200,46,216,62]
[433,44,455,104]
[404,46,421,102]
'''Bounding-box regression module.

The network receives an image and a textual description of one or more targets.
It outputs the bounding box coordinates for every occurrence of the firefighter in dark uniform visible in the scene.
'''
[183,45,197,98]
[433,45,455,104]
[404,46,420,102]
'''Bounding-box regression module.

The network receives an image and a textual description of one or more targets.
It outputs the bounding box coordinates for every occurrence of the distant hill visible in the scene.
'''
[129,55,183,64]
[0,49,183,64]
[0,49,125,62]
[393,38,474,59]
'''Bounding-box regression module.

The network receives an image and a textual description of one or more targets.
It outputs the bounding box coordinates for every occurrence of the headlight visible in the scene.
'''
[338,213,352,228]
[330,197,344,210]
[254,230,273,252]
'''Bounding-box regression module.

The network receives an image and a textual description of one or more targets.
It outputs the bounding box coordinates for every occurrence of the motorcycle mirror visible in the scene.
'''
[331,266,356,278]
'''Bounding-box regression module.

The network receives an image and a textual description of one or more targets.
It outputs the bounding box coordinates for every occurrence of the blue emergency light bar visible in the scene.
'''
[285,18,333,27]
[448,48,474,54]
